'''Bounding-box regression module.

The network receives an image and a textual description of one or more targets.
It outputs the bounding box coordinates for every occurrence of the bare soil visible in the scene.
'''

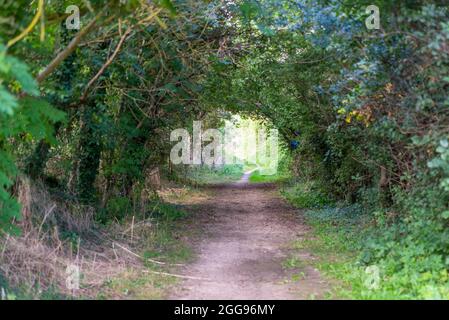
[170,174,330,300]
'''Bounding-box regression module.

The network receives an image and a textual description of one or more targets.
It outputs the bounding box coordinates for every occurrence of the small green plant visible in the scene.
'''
[60,231,80,250]
[100,196,133,222]
[282,256,304,270]
[291,272,306,281]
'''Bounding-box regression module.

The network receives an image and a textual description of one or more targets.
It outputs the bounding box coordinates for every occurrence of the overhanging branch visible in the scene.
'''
[36,14,100,84]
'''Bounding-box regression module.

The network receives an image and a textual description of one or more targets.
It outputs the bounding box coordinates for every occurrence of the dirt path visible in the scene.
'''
[170,174,330,300]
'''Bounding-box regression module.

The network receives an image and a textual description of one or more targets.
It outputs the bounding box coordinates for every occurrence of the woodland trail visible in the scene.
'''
[170,174,330,300]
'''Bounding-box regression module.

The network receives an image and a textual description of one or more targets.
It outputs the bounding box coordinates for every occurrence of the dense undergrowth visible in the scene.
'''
[283,181,449,299]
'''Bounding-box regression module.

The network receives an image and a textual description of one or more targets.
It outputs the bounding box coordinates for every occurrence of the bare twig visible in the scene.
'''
[38,204,57,236]
[112,242,184,266]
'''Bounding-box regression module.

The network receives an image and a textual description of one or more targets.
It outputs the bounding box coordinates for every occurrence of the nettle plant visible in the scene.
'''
[0,45,64,233]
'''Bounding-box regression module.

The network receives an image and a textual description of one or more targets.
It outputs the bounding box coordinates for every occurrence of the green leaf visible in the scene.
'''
[0,86,18,115]
[5,56,39,96]
[16,97,66,143]
[0,48,10,73]
[239,1,260,22]
[257,24,275,36]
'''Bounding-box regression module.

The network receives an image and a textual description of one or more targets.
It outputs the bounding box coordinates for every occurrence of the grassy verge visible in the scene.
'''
[0,183,207,300]
[184,164,244,185]
[281,179,449,299]
[281,180,449,300]
[249,169,290,184]
[96,203,194,300]
[94,186,212,300]
[286,206,370,299]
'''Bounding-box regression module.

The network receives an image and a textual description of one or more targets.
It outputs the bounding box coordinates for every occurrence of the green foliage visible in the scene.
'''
[150,202,186,221]
[282,256,304,270]
[1,0,221,233]
[249,152,292,183]
[76,101,103,203]
[0,46,38,114]
[1,0,448,299]
[428,139,449,193]
[156,0,177,16]
[293,202,449,299]
[186,164,244,184]
[282,181,333,209]
[103,196,133,222]
[249,170,289,184]
[210,0,449,298]
[0,45,64,234]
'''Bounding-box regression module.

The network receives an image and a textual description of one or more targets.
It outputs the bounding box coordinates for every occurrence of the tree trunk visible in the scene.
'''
[76,101,102,203]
